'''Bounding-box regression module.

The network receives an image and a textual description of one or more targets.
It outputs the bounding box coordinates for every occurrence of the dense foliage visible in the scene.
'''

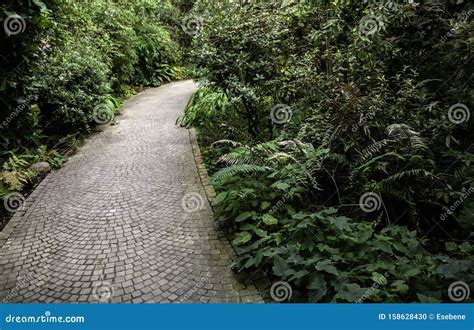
[1,0,472,303]
[0,0,186,201]
[181,0,473,302]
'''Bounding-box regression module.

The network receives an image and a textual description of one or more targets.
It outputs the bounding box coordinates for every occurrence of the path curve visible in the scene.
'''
[0,80,263,303]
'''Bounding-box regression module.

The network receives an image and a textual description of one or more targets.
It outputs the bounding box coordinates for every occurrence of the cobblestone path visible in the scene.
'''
[0,80,263,303]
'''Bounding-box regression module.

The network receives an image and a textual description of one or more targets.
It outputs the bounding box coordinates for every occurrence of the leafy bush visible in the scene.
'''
[0,0,185,200]
[185,0,474,302]
[30,38,112,133]
[178,86,228,129]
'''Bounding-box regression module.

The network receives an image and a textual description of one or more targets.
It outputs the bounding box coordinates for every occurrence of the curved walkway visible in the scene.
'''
[0,80,263,303]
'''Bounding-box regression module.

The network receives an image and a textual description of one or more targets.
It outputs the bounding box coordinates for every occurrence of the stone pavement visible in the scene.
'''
[0,80,263,303]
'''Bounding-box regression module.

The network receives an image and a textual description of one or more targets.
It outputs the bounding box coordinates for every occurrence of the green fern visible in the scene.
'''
[355,139,390,166]
[381,169,433,186]
[219,152,265,166]
[211,164,271,182]
[268,152,298,163]
[211,139,242,148]
[322,152,350,167]
[387,124,427,152]
[355,152,405,173]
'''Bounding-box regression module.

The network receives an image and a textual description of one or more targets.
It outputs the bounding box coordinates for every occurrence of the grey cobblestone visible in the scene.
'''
[0,80,263,303]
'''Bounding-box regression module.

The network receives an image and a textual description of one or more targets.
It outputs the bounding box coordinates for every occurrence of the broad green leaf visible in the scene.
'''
[416,294,441,303]
[307,274,326,290]
[391,280,409,294]
[214,191,228,204]
[261,201,271,210]
[239,223,256,231]
[235,211,252,222]
[315,260,339,276]
[272,255,288,277]
[254,228,268,238]
[32,0,47,11]
[437,259,473,279]
[263,214,278,225]
[371,272,388,285]
[243,251,263,268]
[404,268,421,277]
[273,182,291,190]
[392,240,408,253]
[292,213,306,220]
[232,231,252,245]
[444,242,457,251]
[373,239,393,254]
[275,233,284,245]
[459,241,472,254]
[289,270,310,281]
[328,216,350,230]
[336,283,369,302]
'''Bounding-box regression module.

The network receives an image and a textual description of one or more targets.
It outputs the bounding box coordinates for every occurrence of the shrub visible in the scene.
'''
[186,0,474,302]
[0,0,185,200]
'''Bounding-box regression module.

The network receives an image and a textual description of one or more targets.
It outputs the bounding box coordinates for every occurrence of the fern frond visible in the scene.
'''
[219,153,265,166]
[408,134,428,152]
[211,164,272,182]
[356,139,390,165]
[268,152,298,163]
[236,189,257,199]
[323,152,350,166]
[211,139,242,148]
[356,152,405,171]
[321,124,338,147]
[381,169,433,186]
[387,124,418,137]
[219,123,253,141]
[452,168,470,186]
[387,124,427,152]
